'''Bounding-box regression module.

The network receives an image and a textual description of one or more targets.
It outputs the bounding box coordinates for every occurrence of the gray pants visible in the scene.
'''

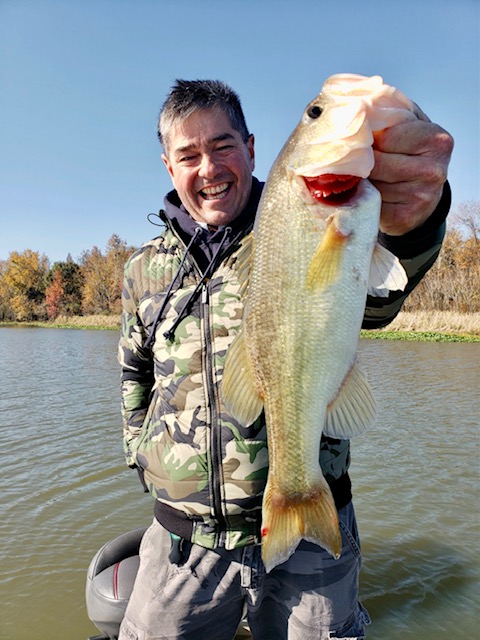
[119,502,370,640]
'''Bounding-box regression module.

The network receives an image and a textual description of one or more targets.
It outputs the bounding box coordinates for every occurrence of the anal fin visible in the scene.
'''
[324,360,376,439]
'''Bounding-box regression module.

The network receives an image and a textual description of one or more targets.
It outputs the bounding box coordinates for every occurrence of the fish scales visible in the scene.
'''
[222,74,412,572]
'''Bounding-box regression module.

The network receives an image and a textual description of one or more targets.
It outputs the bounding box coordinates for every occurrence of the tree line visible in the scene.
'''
[0,234,136,321]
[402,200,479,313]
[0,202,478,323]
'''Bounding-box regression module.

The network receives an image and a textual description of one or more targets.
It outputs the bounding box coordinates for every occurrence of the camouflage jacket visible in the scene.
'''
[118,181,449,551]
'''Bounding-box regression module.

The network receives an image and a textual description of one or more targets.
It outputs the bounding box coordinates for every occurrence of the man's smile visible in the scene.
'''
[200,182,231,200]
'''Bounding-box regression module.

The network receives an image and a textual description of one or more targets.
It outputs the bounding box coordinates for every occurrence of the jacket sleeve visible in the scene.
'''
[118,254,154,467]
[363,181,451,329]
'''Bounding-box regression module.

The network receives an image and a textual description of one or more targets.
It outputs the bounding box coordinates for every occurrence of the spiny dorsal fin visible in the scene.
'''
[233,232,254,297]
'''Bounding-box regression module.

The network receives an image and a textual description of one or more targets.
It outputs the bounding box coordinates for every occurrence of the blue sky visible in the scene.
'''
[1,0,479,263]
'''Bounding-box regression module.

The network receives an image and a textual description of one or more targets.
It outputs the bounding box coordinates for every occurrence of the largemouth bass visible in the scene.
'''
[222,74,413,572]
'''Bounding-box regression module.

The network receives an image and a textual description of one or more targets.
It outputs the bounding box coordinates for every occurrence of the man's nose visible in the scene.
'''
[198,153,220,178]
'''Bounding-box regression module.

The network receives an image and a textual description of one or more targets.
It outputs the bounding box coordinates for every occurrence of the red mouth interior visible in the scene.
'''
[304,174,361,204]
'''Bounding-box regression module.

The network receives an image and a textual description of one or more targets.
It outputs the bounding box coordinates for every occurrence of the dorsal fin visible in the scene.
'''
[222,329,264,426]
[233,232,254,297]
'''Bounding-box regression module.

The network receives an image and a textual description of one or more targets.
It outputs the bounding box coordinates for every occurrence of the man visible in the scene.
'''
[118,80,453,640]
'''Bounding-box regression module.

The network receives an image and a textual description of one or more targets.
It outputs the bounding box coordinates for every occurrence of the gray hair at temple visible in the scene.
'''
[158,79,251,153]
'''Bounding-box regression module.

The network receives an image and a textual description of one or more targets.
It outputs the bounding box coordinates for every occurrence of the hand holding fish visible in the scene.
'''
[223,73,425,572]
[222,73,453,572]
[371,117,454,235]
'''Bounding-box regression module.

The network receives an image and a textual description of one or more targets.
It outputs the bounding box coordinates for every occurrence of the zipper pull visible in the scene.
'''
[201,283,209,305]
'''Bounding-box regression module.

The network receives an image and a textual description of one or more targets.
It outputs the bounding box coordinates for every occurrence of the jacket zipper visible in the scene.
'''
[163,219,251,546]
[159,224,227,539]
[201,284,227,545]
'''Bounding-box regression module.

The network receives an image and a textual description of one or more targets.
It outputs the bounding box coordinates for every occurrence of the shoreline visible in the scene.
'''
[1,311,479,342]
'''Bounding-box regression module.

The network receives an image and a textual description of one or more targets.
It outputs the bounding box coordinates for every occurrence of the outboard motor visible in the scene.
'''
[86,527,147,640]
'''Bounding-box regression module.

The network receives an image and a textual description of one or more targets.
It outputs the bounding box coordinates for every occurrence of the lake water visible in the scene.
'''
[0,327,478,640]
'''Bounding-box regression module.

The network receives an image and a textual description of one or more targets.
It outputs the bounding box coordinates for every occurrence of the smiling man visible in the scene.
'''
[117,79,452,640]
[161,106,255,228]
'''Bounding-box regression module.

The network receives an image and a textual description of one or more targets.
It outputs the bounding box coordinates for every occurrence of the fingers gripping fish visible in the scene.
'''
[222,74,413,572]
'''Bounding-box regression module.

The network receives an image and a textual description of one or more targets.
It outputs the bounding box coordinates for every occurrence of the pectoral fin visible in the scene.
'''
[324,360,376,439]
[368,242,408,297]
[306,216,350,292]
[222,330,264,425]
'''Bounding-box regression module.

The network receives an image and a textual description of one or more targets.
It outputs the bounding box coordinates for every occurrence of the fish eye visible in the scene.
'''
[307,105,322,119]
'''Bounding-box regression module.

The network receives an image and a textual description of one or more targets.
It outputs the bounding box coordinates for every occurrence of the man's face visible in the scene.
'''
[162,107,255,227]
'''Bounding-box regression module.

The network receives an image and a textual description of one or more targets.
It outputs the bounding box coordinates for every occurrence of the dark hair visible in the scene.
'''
[158,79,250,152]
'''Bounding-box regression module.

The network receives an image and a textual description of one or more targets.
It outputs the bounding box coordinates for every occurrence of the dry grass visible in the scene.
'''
[48,311,480,337]
[53,314,121,329]
[378,310,480,336]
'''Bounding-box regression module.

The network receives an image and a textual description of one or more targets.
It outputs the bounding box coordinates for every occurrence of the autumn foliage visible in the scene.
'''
[0,234,135,321]
[0,203,479,323]
[402,201,479,313]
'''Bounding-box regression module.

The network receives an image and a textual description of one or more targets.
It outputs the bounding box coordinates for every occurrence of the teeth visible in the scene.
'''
[201,183,229,197]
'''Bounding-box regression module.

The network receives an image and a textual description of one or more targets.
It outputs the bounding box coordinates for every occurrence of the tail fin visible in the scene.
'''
[261,479,342,573]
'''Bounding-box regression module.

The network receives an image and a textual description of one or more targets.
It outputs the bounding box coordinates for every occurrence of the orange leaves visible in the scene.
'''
[0,234,136,321]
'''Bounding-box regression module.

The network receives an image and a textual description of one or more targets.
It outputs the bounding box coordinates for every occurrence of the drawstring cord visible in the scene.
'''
[144,227,202,350]
[163,226,233,341]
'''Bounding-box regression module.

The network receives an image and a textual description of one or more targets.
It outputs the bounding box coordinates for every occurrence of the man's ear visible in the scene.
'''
[247,134,255,171]
[162,153,175,180]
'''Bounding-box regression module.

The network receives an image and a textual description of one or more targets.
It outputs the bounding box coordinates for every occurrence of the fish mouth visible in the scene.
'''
[304,174,361,205]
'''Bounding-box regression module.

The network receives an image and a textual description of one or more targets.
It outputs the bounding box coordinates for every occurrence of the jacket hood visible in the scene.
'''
[161,177,264,272]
